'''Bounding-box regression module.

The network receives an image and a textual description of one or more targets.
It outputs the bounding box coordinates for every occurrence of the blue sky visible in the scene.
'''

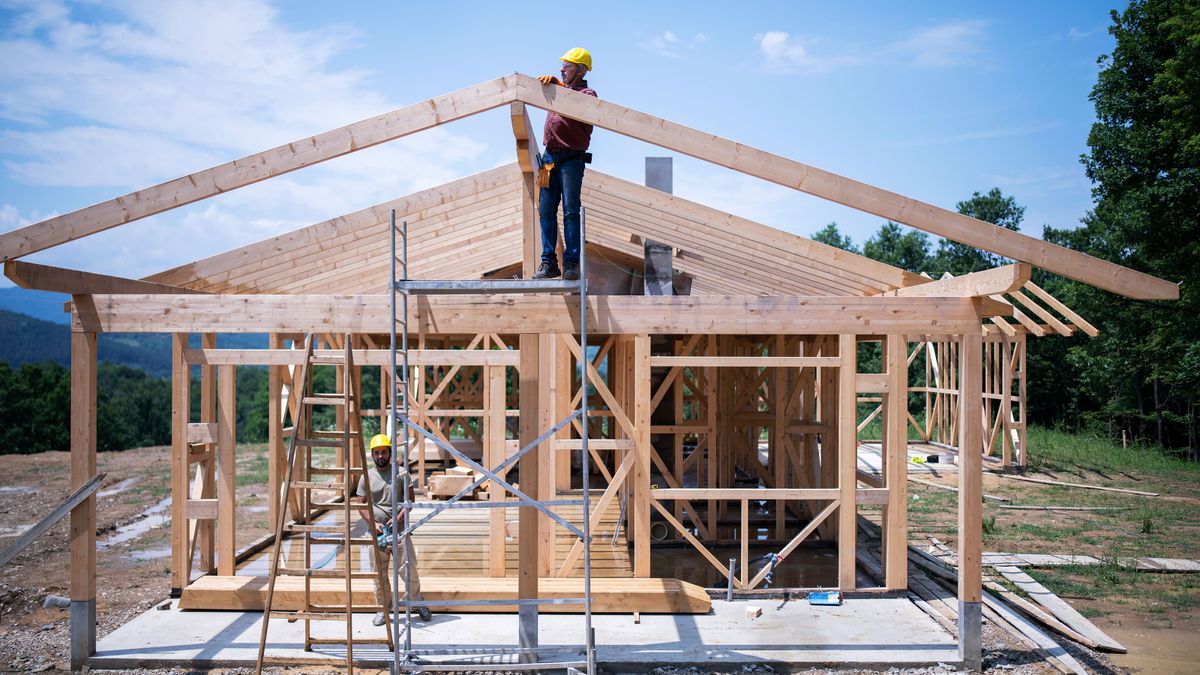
[0,0,1121,288]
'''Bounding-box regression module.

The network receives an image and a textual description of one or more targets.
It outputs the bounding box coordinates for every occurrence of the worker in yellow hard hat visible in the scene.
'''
[532,48,598,282]
[353,433,431,624]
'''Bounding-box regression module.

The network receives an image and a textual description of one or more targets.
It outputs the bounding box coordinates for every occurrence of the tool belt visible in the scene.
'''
[535,149,592,188]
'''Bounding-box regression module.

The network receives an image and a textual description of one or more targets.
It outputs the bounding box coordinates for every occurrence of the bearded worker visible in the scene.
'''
[355,433,432,625]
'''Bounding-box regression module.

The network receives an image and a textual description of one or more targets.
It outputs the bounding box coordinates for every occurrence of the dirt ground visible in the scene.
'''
[1,443,1196,673]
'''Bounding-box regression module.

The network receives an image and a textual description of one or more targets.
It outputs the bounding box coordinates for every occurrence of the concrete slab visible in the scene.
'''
[92,597,959,670]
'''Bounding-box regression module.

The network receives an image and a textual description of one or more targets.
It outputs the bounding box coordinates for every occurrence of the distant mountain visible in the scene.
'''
[0,287,72,324]
[0,308,268,378]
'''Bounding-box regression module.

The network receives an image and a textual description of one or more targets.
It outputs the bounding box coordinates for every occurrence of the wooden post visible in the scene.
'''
[196,334,217,575]
[170,334,190,592]
[958,331,983,671]
[538,337,557,576]
[631,334,652,577]
[517,333,540,659]
[884,334,908,589]
[486,364,507,577]
[267,334,283,531]
[216,365,237,576]
[69,329,97,670]
[837,334,857,591]
[556,337,572,492]
[818,336,838,541]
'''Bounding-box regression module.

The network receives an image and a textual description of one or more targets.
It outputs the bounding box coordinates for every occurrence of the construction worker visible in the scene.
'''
[354,433,432,625]
[532,47,598,281]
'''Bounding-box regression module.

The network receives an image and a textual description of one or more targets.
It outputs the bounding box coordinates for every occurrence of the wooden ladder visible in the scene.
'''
[255,334,395,673]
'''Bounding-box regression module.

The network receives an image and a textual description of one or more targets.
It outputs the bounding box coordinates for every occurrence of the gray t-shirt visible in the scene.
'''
[356,466,395,524]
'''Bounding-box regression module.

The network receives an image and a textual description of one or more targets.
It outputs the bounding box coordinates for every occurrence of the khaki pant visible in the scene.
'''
[376,535,422,604]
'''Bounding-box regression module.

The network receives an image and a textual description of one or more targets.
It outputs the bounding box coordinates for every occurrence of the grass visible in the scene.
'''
[1027,426,1200,477]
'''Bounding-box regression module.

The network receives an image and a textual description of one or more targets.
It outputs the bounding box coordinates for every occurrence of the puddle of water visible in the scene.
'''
[132,546,172,561]
[97,477,140,498]
[0,525,33,538]
[99,497,171,549]
[1106,624,1199,675]
[0,486,35,494]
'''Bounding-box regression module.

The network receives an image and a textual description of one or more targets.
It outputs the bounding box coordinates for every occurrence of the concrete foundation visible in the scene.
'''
[92,596,958,670]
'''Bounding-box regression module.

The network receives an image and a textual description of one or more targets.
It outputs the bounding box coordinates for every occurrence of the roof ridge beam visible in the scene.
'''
[513,73,1177,300]
[0,76,520,261]
[885,264,1030,297]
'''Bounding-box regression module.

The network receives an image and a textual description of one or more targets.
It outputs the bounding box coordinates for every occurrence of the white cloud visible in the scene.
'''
[898,20,988,68]
[0,0,493,277]
[755,20,989,73]
[641,30,707,59]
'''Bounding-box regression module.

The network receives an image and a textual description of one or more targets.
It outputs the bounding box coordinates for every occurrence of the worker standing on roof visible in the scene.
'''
[532,48,598,281]
[355,433,432,625]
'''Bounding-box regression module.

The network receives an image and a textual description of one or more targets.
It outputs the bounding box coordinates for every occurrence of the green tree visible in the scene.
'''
[862,222,930,273]
[928,188,1025,276]
[1037,0,1199,455]
[811,222,859,253]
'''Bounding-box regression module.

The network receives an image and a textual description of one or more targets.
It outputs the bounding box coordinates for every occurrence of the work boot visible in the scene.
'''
[532,261,561,279]
[562,262,580,281]
[372,611,387,627]
[417,605,433,622]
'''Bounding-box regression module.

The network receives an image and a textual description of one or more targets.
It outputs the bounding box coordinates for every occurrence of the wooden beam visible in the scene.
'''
[0,76,518,261]
[887,264,1030,298]
[1024,282,1100,337]
[632,335,651,577]
[217,365,237,576]
[69,331,97,669]
[515,74,1178,300]
[5,260,206,295]
[182,348,519,367]
[75,294,1007,335]
[650,356,840,368]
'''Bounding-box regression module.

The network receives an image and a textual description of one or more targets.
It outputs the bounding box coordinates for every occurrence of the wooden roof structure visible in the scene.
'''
[0,72,1179,304]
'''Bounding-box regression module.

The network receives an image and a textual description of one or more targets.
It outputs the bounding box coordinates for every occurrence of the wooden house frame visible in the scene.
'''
[0,74,1176,671]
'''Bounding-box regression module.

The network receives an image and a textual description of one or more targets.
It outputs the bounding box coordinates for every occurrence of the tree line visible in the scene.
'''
[813,0,1199,459]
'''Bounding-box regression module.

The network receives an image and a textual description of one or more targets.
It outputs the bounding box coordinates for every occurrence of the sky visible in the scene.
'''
[0,0,1123,289]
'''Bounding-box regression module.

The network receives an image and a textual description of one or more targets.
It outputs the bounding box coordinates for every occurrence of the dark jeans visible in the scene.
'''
[538,150,585,267]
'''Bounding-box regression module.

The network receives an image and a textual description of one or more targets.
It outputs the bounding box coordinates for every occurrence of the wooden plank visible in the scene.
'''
[5,260,206,295]
[516,74,1177,300]
[0,472,104,569]
[994,565,1126,653]
[888,264,1031,298]
[182,348,519,367]
[75,294,1006,335]
[652,488,838,500]
[517,333,539,636]
[180,575,710,614]
[991,472,1159,497]
[650,356,840,368]
[0,76,518,261]
[186,422,218,444]
[187,498,218,520]
[980,588,1088,674]
[856,373,888,394]
[216,365,236,576]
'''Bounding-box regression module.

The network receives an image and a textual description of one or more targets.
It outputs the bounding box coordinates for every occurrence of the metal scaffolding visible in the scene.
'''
[388,208,596,673]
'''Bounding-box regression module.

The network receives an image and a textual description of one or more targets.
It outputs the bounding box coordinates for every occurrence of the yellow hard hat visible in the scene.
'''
[560,47,592,72]
[369,434,391,451]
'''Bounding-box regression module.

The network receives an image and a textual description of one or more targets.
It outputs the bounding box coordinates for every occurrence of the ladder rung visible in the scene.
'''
[308,637,393,645]
[310,466,355,475]
[269,610,347,621]
[277,567,379,579]
[309,603,385,612]
[295,437,347,448]
[283,523,350,534]
[289,481,345,490]
[303,395,348,406]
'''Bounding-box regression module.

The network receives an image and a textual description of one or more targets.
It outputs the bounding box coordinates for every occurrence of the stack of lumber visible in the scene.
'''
[426,465,484,499]
[179,576,711,613]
